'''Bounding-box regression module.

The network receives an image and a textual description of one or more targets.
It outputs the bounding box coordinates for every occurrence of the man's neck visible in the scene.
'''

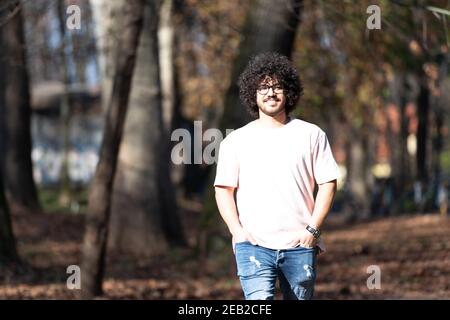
[257,112,289,128]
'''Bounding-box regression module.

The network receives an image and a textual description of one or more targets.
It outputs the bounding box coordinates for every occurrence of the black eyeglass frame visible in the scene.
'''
[256,84,284,95]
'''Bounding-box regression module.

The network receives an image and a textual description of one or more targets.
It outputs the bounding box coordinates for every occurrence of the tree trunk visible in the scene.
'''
[346,128,371,218]
[430,51,449,185]
[1,1,40,213]
[108,0,185,257]
[56,0,73,207]
[416,79,430,184]
[220,0,303,130]
[158,0,175,134]
[387,71,409,211]
[0,22,18,265]
[158,0,187,238]
[162,0,185,187]
[399,87,410,191]
[0,176,17,266]
[80,0,145,299]
[89,0,126,112]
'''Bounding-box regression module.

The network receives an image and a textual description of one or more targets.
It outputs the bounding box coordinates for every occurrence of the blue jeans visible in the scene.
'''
[234,241,318,300]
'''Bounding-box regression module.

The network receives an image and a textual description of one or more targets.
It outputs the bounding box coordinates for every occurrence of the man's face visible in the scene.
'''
[256,76,286,117]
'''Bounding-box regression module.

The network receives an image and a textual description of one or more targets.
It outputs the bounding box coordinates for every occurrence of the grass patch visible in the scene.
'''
[38,186,89,214]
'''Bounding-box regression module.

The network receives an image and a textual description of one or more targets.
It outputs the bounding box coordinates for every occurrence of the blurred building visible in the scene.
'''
[30,81,103,187]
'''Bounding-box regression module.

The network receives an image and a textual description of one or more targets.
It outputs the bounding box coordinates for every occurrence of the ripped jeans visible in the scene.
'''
[234,241,318,300]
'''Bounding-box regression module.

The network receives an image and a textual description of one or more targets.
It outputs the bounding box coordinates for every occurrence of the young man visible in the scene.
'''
[214,52,340,300]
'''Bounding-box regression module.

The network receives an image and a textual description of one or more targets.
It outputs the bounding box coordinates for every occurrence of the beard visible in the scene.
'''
[258,98,285,117]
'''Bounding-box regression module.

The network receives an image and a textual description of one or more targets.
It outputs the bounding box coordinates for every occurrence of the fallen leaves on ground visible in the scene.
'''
[1,208,449,299]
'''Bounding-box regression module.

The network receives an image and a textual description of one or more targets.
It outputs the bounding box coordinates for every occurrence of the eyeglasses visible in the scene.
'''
[257,84,283,95]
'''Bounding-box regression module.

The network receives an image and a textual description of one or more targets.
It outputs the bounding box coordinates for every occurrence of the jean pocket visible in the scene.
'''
[234,244,257,277]
[233,240,251,253]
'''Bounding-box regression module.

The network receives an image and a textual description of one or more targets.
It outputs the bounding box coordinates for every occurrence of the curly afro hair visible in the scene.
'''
[237,52,303,118]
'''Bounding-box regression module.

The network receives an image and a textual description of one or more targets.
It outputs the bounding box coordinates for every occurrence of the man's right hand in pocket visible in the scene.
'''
[232,227,258,245]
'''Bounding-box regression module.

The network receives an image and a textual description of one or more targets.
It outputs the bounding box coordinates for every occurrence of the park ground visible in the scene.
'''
[1,198,450,299]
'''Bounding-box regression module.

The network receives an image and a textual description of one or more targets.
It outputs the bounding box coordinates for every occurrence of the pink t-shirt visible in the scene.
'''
[214,118,340,251]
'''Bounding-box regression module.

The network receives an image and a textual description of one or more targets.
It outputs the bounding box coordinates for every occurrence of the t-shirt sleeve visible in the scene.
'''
[214,137,239,188]
[312,130,340,184]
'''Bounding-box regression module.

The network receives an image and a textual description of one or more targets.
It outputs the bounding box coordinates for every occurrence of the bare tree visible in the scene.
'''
[56,0,73,207]
[108,0,185,257]
[159,0,176,134]
[89,0,125,112]
[0,176,17,266]
[80,0,145,299]
[1,0,40,213]
[220,0,303,130]
[0,22,18,264]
